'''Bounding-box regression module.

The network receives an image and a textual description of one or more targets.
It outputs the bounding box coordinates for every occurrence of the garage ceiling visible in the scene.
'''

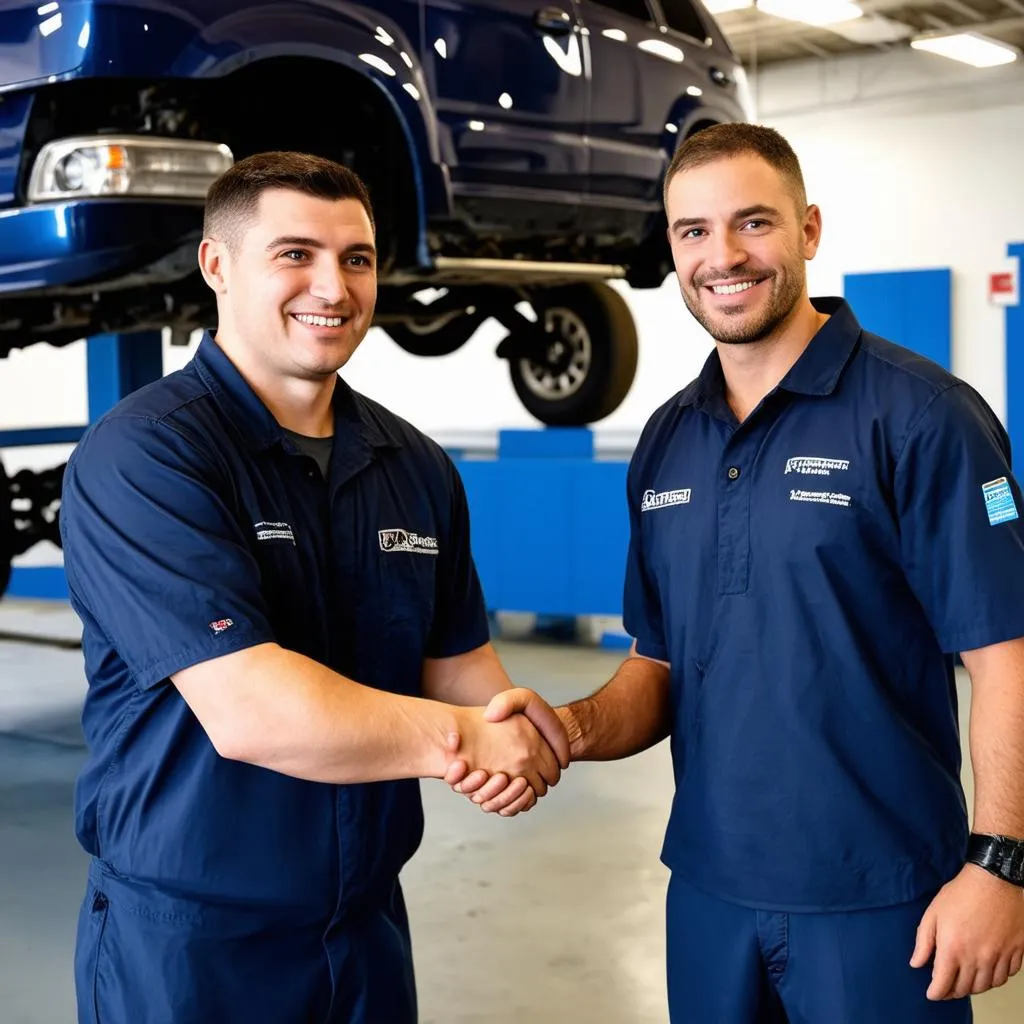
[712,0,1024,66]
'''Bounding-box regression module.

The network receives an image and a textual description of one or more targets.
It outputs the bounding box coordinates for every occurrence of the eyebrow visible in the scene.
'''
[265,236,377,256]
[670,205,781,233]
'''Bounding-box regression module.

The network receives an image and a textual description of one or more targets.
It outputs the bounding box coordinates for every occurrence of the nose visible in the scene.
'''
[707,230,748,275]
[309,260,349,306]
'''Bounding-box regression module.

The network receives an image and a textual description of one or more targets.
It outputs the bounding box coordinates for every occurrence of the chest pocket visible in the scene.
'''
[377,527,438,639]
[769,456,894,564]
[248,518,327,653]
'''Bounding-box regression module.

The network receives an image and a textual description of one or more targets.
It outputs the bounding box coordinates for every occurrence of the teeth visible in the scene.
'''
[711,281,759,295]
[294,314,346,327]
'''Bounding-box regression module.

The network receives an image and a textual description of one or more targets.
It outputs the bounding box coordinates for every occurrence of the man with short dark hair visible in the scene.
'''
[454,123,1024,1021]
[62,151,568,1024]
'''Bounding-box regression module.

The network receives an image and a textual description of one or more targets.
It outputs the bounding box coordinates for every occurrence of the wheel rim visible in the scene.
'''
[518,307,592,401]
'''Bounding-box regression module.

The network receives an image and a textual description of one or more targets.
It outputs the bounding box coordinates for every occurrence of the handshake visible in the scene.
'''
[442,688,578,818]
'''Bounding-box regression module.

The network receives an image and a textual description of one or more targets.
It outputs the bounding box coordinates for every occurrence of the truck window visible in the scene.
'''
[589,0,654,24]
[658,0,708,41]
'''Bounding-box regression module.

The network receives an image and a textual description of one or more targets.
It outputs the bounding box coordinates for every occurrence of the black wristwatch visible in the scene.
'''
[966,832,1024,887]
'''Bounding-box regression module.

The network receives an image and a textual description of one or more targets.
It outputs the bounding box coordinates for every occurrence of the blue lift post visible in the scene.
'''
[2,330,164,600]
[1006,244,1024,476]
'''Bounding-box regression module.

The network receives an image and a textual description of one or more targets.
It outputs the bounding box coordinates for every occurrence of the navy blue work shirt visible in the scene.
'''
[60,332,489,914]
[624,298,1024,912]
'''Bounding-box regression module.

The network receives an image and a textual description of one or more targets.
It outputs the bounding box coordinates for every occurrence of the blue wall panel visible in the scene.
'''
[843,268,952,370]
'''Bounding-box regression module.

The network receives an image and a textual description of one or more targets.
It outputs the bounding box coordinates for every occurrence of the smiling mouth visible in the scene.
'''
[291,313,351,328]
[705,278,768,296]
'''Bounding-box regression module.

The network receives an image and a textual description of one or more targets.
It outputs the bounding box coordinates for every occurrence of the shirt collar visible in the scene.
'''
[191,331,400,452]
[678,297,862,410]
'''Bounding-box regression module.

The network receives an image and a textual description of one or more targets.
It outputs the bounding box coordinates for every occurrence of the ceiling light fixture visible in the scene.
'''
[911,31,1020,68]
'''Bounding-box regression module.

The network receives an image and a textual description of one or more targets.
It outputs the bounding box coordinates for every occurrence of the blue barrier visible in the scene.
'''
[456,429,630,617]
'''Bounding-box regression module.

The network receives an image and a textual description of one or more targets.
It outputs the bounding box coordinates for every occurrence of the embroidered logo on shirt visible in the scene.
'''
[254,521,296,545]
[982,477,1019,526]
[784,456,850,476]
[378,529,439,555]
[789,489,852,508]
[209,618,235,635]
[640,488,691,512]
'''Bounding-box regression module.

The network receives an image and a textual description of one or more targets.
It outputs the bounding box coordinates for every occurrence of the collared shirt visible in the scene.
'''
[61,332,489,915]
[624,298,1024,911]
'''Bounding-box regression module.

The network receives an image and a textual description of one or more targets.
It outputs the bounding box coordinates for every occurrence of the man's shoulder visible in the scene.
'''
[71,366,219,470]
[850,332,1007,451]
[855,331,959,402]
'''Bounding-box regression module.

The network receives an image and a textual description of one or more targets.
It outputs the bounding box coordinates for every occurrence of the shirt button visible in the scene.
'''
[727,466,741,480]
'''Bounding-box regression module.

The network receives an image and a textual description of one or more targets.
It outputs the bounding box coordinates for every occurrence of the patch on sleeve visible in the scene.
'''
[982,477,1019,526]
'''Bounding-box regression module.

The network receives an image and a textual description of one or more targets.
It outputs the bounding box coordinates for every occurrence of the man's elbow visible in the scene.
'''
[171,644,279,765]
[205,720,258,763]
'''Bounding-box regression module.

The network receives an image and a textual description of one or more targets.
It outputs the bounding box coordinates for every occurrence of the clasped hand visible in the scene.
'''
[444,688,569,817]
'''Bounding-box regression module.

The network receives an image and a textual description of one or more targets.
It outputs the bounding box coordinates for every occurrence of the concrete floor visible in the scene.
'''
[0,601,1022,1023]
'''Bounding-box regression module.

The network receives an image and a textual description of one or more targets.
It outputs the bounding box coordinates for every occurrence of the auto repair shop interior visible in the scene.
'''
[1,1,1024,1021]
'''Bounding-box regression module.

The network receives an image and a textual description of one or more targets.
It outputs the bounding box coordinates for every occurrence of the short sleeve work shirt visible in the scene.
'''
[61,333,489,913]
[624,298,1024,911]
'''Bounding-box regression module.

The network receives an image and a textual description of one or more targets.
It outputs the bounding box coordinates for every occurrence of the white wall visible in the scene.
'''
[3,45,1024,568]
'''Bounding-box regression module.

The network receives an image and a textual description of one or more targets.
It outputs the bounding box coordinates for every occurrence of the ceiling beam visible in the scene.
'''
[723,6,1024,46]
[942,0,985,17]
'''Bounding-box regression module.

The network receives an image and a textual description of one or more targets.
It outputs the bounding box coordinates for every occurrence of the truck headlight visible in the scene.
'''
[27,137,234,202]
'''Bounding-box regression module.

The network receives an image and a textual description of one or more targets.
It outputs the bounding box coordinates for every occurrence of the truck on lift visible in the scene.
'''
[0,0,747,593]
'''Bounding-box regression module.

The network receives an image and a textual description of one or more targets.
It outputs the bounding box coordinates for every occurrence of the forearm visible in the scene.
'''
[422,642,513,707]
[559,653,672,761]
[175,643,459,784]
[963,638,1024,836]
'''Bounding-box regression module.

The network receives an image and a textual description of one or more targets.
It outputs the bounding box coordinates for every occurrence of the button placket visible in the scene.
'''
[717,441,758,594]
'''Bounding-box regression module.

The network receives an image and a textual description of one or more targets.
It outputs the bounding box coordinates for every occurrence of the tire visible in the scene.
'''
[509,282,638,426]
[384,310,486,357]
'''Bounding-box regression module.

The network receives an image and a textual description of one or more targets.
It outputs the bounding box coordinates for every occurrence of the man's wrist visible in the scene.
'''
[556,703,586,761]
[420,701,466,779]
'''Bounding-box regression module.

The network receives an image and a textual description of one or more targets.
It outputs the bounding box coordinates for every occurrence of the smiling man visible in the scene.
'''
[454,123,1024,1021]
[59,152,568,1024]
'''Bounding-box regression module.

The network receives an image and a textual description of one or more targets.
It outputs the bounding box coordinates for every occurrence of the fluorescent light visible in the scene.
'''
[757,0,862,26]
[601,28,628,41]
[911,31,1019,68]
[703,0,753,12]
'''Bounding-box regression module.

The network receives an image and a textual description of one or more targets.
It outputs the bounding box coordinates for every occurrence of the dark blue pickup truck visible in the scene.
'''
[0,0,746,430]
